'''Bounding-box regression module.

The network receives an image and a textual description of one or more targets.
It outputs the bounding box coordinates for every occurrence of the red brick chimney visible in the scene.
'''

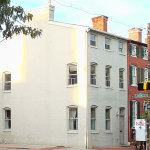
[128,28,142,42]
[92,15,108,32]
[145,23,150,54]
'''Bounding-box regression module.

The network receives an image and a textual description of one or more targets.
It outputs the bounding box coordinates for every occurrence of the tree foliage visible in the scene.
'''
[0,0,42,39]
[141,110,148,119]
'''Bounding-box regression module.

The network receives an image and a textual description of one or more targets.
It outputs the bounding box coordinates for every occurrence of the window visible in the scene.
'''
[4,108,11,129]
[105,38,110,50]
[119,68,124,89]
[91,106,97,130]
[90,63,97,85]
[105,107,111,130]
[144,68,148,82]
[90,34,96,47]
[68,106,78,130]
[141,47,148,59]
[141,68,148,82]
[143,101,148,112]
[3,71,11,91]
[129,66,137,85]
[119,42,123,53]
[129,44,139,57]
[68,64,77,85]
[130,101,140,128]
[105,66,111,87]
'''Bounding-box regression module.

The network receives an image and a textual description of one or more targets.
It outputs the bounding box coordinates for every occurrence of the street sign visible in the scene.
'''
[135,119,147,141]
[135,93,148,98]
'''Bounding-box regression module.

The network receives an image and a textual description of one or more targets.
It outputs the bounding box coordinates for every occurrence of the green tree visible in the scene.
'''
[0,0,42,39]
[141,110,148,119]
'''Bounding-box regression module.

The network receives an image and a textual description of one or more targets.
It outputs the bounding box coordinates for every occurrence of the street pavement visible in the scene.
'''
[0,144,137,150]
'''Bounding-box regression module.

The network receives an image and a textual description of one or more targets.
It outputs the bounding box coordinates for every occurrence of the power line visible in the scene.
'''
[53,0,147,31]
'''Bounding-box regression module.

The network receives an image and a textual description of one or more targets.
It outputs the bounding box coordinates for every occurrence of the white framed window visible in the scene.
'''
[144,68,148,82]
[119,68,124,89]
[105,107,111,130]
[143,101,148,112]
[105,38,110,50]
[90,34,96,47]
[105,65,111,87]
[3,108,11,129]
[90,63,97,85]
[131,45,136,56]
[119,42,123,53]
[131,101,137,128]
[144,48,148,59]
[68,64,77,85]
[132,66,137,85]
[91,105,97,130]
[67,106,78,130]
[3,71,11,92]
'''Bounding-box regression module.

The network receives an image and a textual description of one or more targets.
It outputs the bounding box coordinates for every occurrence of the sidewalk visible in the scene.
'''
[0,144,136,150]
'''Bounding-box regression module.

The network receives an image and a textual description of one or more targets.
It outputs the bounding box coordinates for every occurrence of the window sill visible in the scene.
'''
[3,91,11,93]
[89,85,99,88]
[90,45,98,49]
[90,130,99,134]
[119,88,126,91]
[143,57,148,60]
[105,130,112,134]
[3,129,11,132]
[105,87,113,90]
[66,84,78,88]
[105,49,112,52]
[131,84,137,87]
[131,55,137,58]
[118,52,125,56]
[67,130,78,134]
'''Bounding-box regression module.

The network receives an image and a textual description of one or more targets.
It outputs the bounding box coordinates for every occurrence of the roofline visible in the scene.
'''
[89,28,129,41]
[129,40,147,47]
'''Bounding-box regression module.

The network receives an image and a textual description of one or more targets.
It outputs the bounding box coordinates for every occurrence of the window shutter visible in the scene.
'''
[141,68,144,82]
[129,44,132,55]
[137,67,140,83]
[137,102,140,119]
[136,46,139,57]
[130,101,133,128]
[141,47,144,58]
[129,66,133,85]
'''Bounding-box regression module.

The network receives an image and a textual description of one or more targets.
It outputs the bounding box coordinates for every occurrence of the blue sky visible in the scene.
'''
[11,0,150,42]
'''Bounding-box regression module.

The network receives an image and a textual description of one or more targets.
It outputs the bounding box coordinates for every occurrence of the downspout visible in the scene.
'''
[85,28,90,149]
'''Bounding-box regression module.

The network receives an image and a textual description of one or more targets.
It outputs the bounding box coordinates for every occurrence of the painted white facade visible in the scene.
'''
[0,6,128,148]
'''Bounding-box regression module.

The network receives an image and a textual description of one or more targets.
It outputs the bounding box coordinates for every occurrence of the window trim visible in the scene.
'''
[90,62,97,86]
[105,106,111,131]
[131,65,137,86]
[118,41,123,54]
[143,47,148,60]
[90,34,96,47]
[131,44,137,57]
[67,105,78,131]
[105,65,111,87]
[90,105,98,131]
[3,107,11,131]
[131,100,137,128]
[119,68,124,89]
[3,71,11,92]
[67,63,77,86]
[105,38,110,50]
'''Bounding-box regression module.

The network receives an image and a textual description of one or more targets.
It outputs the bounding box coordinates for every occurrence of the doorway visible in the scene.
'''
[119,107,125,145]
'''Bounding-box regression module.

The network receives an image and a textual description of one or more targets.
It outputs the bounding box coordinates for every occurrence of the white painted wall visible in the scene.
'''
[0,6,128,148]
[87,31,128,148]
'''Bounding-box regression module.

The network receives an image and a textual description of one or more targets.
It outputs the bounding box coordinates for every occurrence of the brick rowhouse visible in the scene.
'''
[128,28,148,142]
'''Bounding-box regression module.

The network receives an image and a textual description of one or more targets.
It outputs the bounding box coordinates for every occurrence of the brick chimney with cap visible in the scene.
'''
[92,15,108,32]
[145,23,150,53]
[128,28,142,42]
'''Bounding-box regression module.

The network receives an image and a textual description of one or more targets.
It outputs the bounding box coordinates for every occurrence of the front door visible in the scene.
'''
[119,108,125,145]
